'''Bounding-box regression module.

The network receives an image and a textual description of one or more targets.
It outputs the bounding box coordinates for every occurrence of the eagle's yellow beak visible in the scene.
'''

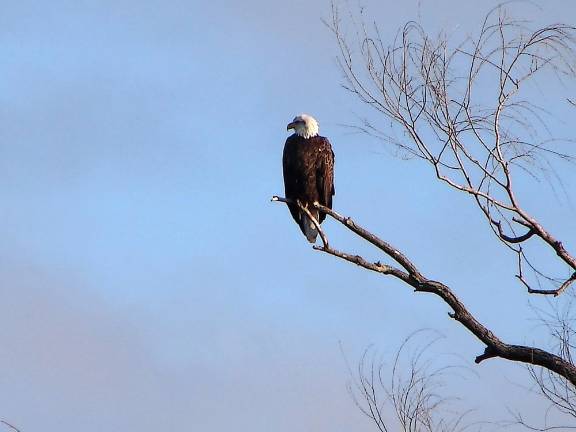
[287,121,296,131]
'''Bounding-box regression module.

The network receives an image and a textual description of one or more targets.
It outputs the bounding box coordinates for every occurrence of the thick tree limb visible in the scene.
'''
[272,196,576,386]
[312,203,423,278]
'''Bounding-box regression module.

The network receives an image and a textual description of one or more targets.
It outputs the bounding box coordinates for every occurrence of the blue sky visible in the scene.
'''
[0,0,576,430]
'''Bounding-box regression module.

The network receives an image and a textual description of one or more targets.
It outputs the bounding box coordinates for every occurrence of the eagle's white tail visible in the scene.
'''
[301,210,319,243]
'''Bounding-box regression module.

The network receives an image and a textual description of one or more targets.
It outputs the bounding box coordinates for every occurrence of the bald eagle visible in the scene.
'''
[283,114,335,243]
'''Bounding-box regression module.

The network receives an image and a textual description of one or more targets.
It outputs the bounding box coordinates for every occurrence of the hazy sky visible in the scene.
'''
[1,0,576,430]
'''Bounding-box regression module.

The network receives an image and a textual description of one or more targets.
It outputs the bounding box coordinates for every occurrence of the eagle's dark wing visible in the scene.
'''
[315,137,335,223]
[282,137,302,225]
[282,135,335,242]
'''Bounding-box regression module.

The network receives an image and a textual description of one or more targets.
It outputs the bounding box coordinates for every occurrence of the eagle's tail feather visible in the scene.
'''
[300,209,319,243]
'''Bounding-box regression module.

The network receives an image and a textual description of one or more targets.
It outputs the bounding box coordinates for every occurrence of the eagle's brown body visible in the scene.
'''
[282,134,335,242]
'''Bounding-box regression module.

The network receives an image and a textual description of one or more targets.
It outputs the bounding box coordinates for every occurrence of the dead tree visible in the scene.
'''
[272,1,576,411]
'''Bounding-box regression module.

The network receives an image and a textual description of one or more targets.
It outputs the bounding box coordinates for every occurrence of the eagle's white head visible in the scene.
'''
[287,114,319,139]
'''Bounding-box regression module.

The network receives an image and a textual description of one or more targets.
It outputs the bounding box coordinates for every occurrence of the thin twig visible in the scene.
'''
[1,421,21,432]
[271,196,329,247]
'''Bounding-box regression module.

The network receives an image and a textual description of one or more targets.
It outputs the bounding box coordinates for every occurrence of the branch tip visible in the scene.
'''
[475,347,498,364]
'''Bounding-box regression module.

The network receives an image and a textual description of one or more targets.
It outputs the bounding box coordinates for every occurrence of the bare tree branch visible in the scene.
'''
[272,196,576,386]
[0,421,21,432]
[325,1,576,295]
